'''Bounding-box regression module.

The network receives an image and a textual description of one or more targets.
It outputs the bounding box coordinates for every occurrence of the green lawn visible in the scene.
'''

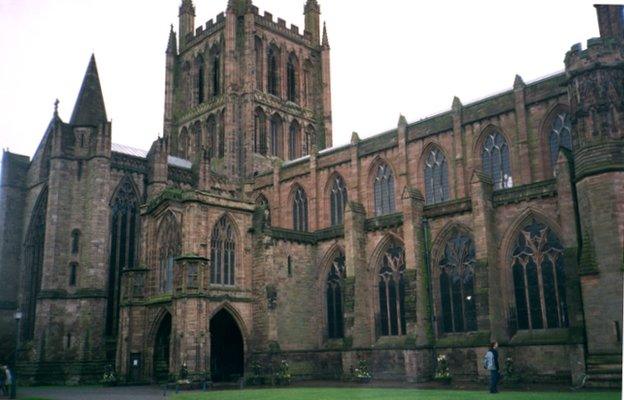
[173,388,621,400]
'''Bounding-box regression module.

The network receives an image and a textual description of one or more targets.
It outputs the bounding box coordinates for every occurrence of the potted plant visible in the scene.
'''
[353,360,372,384]
[504,356,521,384]
[101,364,117,387]
[274,360,291,386]
[433,354,452,384]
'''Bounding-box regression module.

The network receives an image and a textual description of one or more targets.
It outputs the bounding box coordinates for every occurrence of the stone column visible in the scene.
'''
[470,170,504,341]
[451,97,467,198]
[401,188,431,346]
[344,202,370,348]
[349,133,361,204]
[513,75,533,184]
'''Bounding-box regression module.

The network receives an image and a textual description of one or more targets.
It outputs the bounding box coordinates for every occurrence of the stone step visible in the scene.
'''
[587,364,622,374]
[587,354,621,365]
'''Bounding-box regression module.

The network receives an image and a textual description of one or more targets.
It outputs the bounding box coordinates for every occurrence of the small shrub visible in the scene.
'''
[504,356,521,383]
[100,364,117,386]
[274,360,291,386]
[353,360,372,383]
[433,354,451,383]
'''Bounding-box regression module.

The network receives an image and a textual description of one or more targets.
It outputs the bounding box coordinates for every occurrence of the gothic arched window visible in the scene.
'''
[23,188,47,340]
[373,162,396,216]
[292,186,308,232]
[287,53,298,102]
[270,114,282,157]
[549,112,573,170]
[192,120,202,156]
[71,229,81,255]
[107,178,139,336]
[218,111,225,158]
[206,115,217,158]
[424,147,450,205]
[289,121,301,160]
[482,131,512,190]
[303,125,315,156]
[512,220,569,330]
[69,263,78,287]
[179,127,189,159]
[158,213,181,294]
[438,232,477,333]
[212,50,221,97]
[210,216,237,286]
[330,175,348,226]
[255,36,263,91]
[268,46,279,96]
[182,62,191,109]
[378,241,406,336]
[326,251,346,339]
[254,108,267,155]
[196,56,205,104]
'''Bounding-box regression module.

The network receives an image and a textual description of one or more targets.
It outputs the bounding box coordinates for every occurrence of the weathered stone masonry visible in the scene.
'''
[0,0,622,387]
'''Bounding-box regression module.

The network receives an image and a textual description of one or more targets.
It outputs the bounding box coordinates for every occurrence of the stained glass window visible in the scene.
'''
[378,242,406,336]
[512,220,568,330]
[292,186,309,232]
[211,216,237,286]
[107,178,139,336]
[424,148,450,205]
[374,162,396,216]
[268,47,279,96]
[549,113,573,170]
[438,232,477,333]
[482,131,512,190]
[254,108,267,155]
[287,54,298,102]
[327,252,346,339]
[330,175,348,226]
[158,213,181,294]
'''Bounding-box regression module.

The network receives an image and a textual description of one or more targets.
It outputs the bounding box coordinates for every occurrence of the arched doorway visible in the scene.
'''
[210,309,244,382]
[153,312,171,382]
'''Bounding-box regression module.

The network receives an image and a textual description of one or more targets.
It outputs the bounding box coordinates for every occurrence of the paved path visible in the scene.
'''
[19,385,175,400]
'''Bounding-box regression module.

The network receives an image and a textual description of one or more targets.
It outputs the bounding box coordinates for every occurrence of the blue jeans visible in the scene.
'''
[489,370,499,393]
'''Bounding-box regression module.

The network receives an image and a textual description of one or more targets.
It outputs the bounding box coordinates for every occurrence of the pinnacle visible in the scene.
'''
[452,96,462,109]
[167,25,177,54]
[70,54,107,126]
[513,74,525,90]
[322,22,330,48]
[305,0,320,13]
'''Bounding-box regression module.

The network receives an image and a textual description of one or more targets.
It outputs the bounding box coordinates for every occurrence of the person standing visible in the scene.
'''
[0,366,5,396]
[4,365,13,399]
[484,342,500,394]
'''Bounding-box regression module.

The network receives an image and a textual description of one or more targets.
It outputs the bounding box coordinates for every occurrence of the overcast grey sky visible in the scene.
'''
[0,0,605,158]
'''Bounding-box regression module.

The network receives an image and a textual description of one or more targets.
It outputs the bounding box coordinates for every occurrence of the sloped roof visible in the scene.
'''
[111,143,192,169]
[70,55,108,126]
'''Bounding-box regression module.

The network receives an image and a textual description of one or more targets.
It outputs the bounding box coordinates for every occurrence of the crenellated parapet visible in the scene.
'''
[565,38,624,144]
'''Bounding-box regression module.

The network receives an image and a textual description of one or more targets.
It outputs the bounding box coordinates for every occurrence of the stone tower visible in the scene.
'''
[163,0,332,179]
[565,4,624,359]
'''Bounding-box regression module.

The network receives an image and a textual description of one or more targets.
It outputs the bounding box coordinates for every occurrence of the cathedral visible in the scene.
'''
[0,0,622,386]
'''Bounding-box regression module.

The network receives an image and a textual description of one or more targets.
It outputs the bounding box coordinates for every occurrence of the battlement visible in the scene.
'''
[182,6,311,50]
[564,37,624,72]
[253,7,312,45]
[183,11,227,49]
